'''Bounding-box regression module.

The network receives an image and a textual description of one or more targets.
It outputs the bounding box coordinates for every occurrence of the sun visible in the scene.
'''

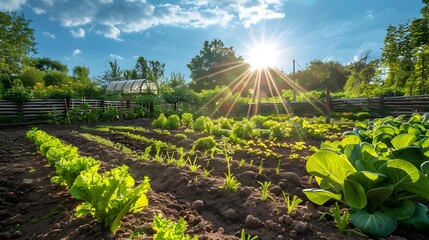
[246,43,279,70]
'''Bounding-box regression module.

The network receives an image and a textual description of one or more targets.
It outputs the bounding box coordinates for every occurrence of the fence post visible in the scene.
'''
[325,88,331,123]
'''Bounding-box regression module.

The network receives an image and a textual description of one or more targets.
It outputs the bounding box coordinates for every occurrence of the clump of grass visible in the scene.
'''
[282,191,303,214]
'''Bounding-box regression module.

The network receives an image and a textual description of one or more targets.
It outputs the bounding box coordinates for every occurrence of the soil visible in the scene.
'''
[0,119,426,240]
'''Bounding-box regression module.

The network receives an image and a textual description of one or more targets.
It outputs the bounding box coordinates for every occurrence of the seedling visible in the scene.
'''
[319,202,367,237]
[258,181,273,201]
[282,191,303,214]
[275,159,281,174]
[220,156,240,191]
[258,158,264,175]
[187,155,201,172]
[240,229,259,240]
[238,159,246,168]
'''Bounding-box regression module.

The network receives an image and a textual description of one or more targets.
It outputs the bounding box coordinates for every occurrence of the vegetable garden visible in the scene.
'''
[1,113,429,239]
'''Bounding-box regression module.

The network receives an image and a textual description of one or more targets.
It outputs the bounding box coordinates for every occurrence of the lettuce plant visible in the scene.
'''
[152,214,197,240]
[70,165,150,233]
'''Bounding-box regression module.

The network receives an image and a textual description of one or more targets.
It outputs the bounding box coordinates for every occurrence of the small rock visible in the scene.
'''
[284,215,293,225]
[284,172,301,185]
[22,178,33,184]
[53,223,61,229]
[245,215,263,229]
[239,171,257,180]
[218,227,224,234]
[292,220,307,233]
[12,230,22,238]
[289,230,298,238]
[277,235,286,240]
[222,208,238,222]
[239,186,252,198]
[191,200,204,212]
[265,219,278,230]
[270,185,282,196]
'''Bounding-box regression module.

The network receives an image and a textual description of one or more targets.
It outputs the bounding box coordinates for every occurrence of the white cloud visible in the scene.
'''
[24,0,285,40]
[109,54,123,60]
[73,49,82,56]
[43,31,56,39]
[365,10,375,20]
[0,0,26,11]
[71,28,85,38]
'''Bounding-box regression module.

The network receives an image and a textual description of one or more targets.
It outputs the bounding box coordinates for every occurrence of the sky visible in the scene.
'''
[1,0,425,81]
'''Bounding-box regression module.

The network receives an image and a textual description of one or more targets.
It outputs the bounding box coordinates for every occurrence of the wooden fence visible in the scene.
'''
[0,95,428,124]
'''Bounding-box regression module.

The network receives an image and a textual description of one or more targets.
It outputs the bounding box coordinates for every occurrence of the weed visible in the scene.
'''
[258,181,273,201]
[220,156,240,191]
[187,155,201,172]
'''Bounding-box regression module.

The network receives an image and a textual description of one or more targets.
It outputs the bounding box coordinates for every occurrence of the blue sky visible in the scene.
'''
[1,0,425,80]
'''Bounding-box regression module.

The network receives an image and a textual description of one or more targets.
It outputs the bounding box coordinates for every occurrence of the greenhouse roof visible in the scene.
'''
[105,79,158,95]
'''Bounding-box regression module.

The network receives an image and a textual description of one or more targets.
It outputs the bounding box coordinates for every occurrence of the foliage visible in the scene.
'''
[282,192,303,214]
[152,113,167,128]
[193,116,212,132]
[33,57,68,73]
[71,165,150,233]
[320,202,366,237]
[259,181,272,201]
[181,112,194,128]
[163,114,181,130]
[240,229,259,240]
[219,156,240,191]
[3,79,32,104]
[102,59,123,83]
[0,11,37,76]
[187,39,244,92]
[17,65,45,88]
[232,119,259,139]
[193,136,217,151]
[152,214,197,240]
[303,113,429,237]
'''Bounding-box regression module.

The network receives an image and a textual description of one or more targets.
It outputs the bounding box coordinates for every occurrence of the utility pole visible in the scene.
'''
[293,59,296,101]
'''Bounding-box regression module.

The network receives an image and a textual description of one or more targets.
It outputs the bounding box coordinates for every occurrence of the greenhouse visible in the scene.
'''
[105,79,158,95]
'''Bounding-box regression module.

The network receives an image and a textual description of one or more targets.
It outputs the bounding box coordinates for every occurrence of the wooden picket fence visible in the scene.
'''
[0,95,428,124]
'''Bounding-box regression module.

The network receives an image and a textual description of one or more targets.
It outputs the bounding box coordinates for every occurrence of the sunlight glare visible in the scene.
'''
[247,43,278,70]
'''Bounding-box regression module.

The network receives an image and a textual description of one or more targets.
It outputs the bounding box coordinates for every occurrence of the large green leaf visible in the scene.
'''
[420,161,429,176]
[344,178,367,209]
[419,137,429,148]
[381,199,416,221]
[391,146,424,167]
[379,159,429,199]
[302,189,342,205]
[399,203,429,231]
[391,134,417,149]
[306,150,356,190]
[348,171,387,190]
[366,186,394,213]
[350,209,397,237]
[373,125,397,138]
[399,123,421,136]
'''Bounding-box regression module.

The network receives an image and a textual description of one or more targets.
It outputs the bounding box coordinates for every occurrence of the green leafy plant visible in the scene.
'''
[163,114,181,130]
[181,112,194,128]
[174,133,187,140]
[193,136,217,151]
[152,214,197,240]
[282,191,303,214]
[240,229,259,240]
[3,80,32,104]
[320,202,366,237]
[152,113,167,128]
[258,181,272,201]
[220,156,240,191]
[258,158,264,175]
[70,165,150,233]
[187,155,201,172]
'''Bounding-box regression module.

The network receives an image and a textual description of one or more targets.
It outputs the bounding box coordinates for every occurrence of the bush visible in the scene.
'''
[152,113,167,128]
[181,113,193,128]
[163,114,181,130]
[232,119,259,139]
[3,80,32,104]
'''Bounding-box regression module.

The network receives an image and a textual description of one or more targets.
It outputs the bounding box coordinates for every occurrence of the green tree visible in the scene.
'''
[187,39,243,92]
[123,69,137,80]
[0,11,37,76]
[102,59,123,83]
[44,70,69,86]
[73,65,91,83]
[33,57,68,72]
[134,56,165,82]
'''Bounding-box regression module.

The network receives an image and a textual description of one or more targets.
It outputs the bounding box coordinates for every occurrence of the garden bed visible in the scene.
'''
[0,118,426,239]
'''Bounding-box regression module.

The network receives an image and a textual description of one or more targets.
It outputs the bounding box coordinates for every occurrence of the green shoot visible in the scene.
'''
[238,159,246,168]
[319,202,367,237]
[282,191,303,214]
[166,151,176,165]
[258,181,273,201]
[258,158,264,175]
[275,159,281,174]
[187,156,201,172]
[203,168,213,178]
[240,229,258,240]
[249,159,254,167]
[220,156,240,191]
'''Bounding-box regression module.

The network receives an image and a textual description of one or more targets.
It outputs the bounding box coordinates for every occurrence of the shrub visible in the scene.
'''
[152,113,167,128]
[181,112,194,128]
[3,80,32,104]
[232,119,259,139]
[163,114,181,130]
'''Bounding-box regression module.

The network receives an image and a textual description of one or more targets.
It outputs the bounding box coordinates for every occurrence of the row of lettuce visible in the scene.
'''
[26,128,197,239]
[304,113,429,237]
[151,113,345,142]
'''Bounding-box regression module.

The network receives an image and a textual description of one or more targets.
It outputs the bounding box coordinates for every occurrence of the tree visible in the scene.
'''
[73,65,91,83]
[17,65,44,88]
[102,59,123,83]
[44,70,69,86]
[187,39,243,92]
[0,11,37,76]
[135,56,165,82]
[123,69,137,80]
[344,50,380,98]
[33,57,68,72]
[168,72,186,89]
